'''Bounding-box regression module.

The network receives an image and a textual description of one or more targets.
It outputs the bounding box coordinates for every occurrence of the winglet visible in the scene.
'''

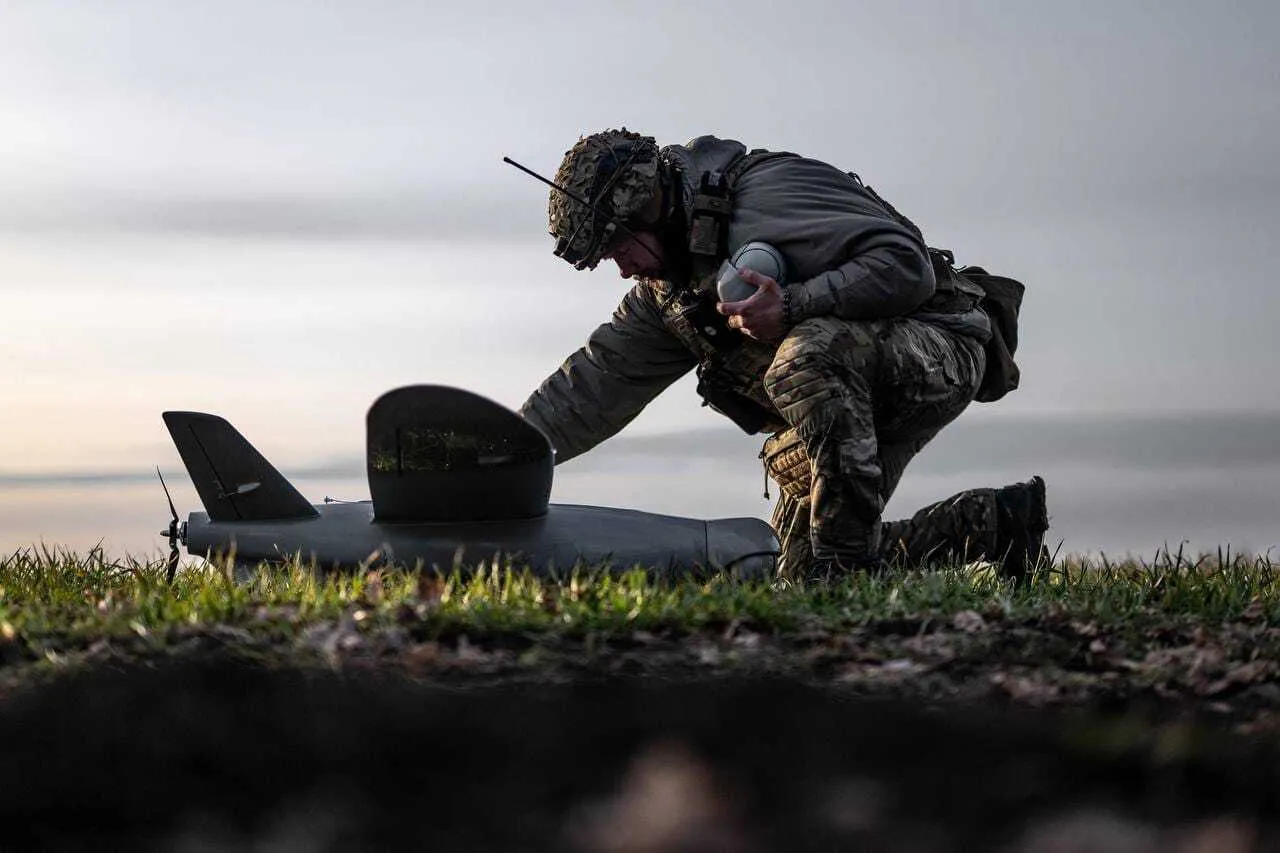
[162,411,319,522]
[365,385,553,522]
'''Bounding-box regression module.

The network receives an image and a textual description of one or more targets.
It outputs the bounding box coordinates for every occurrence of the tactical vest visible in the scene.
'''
[653,150,788,435]
[660,280,786,435]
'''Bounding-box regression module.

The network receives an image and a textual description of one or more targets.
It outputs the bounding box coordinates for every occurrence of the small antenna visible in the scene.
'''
[503,157,594,211]
[502,155,665,269]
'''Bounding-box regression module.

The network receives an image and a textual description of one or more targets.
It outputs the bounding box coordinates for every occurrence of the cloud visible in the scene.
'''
[0,186,542,241]
[3,1,1276,241]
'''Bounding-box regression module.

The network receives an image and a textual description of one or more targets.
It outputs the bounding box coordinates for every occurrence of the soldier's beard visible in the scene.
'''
[612,231,667,279]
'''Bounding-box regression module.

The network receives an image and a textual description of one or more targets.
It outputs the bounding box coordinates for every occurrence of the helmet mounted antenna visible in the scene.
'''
[502,155,665,269]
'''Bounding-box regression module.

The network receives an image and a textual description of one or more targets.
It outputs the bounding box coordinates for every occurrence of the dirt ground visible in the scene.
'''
[1,637,1279,852]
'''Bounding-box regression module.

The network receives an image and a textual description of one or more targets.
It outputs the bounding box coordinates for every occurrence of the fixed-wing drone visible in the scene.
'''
[159,385,779,580]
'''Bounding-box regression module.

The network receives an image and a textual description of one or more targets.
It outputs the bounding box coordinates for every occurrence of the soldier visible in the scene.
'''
[518,129,1049,580]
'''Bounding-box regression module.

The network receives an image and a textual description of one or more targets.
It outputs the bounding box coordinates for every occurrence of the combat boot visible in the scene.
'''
[805,553,888,583]
[994,475,1049,582]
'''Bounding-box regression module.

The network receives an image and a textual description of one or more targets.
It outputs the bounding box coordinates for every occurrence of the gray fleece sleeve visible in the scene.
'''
[518,284,697,464]
[788,240,936,322]
[729,154,936,323]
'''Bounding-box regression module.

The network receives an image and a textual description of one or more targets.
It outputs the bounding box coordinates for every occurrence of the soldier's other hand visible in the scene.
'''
[717,268,787,342]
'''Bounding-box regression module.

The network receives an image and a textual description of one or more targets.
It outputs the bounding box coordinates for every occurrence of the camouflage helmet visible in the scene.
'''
[547,128,661,270]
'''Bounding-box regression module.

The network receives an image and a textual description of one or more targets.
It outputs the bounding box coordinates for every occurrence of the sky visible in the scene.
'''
[0,0,1277,557]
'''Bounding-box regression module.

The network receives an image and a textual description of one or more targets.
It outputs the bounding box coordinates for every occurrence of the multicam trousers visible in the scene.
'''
[760,316,997,577]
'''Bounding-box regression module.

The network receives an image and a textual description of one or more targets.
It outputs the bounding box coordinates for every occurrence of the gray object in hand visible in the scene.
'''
[715,241,788,303]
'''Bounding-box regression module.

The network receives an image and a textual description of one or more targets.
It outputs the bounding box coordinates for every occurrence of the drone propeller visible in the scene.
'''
[157,467,184,583]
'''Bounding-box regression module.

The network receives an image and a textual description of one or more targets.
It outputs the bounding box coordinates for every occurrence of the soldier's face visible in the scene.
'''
[602,230,665,280]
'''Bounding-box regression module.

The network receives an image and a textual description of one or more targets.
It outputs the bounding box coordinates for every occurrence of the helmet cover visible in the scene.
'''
[547,128,660,270]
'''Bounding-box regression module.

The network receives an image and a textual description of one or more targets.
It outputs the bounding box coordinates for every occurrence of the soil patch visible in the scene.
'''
[1,655,1278,852]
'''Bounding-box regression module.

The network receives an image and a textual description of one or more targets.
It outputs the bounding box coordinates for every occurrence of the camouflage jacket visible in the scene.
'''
[520,136,989,464]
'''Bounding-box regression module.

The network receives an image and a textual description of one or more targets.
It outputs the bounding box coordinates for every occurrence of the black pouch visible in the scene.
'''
[696,368,774,434]
[925,248,984,314]
[677,296,743,352]
[956,264,1025,403]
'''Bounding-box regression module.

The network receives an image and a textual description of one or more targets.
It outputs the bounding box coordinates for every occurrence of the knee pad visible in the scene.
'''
[764,319,881,418]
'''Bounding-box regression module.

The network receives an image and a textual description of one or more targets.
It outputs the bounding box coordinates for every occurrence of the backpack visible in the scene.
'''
[953,262,1024,403]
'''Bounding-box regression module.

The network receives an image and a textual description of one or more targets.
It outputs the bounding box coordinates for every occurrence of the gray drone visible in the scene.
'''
[158,385,778,581]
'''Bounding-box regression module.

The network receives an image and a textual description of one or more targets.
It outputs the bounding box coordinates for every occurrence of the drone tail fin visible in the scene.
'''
[162,412,319,522]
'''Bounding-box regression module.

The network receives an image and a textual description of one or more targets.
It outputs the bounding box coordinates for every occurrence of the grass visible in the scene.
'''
[1,544,1276,654]
[5,548,1278,847]
[3,545,1279,731]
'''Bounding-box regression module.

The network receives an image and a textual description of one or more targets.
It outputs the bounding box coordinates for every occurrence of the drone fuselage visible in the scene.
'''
[184,500,776,578]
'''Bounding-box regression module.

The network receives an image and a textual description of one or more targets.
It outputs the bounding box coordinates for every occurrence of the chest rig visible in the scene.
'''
[656,151,786,435]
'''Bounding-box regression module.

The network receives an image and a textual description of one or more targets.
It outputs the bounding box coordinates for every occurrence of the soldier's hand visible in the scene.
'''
[717,268,788,342]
